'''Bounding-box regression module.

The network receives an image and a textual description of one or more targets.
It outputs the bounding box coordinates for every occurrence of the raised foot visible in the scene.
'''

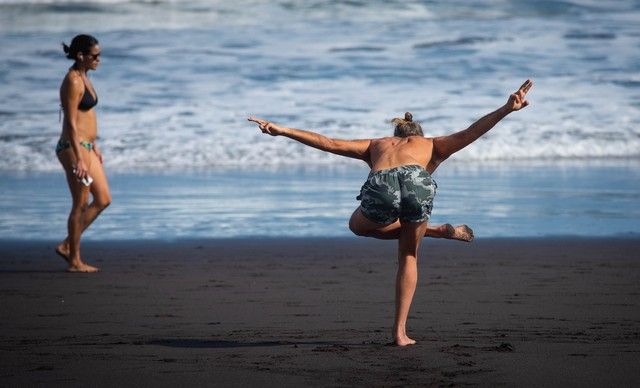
[55,241,71,264]
[67,262,99,273]
[446,224,474,242]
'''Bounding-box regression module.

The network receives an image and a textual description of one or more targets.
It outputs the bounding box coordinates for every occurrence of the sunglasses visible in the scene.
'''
[85,52,101,60]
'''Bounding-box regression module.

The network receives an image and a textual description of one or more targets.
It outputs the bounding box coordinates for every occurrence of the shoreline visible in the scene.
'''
[2,162,640,240]
[2,237,639,386]
[3,234,640,242]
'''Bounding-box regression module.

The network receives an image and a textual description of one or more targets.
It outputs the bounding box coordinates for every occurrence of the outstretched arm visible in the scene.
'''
[248,117,371,162]
[427,80,533,173]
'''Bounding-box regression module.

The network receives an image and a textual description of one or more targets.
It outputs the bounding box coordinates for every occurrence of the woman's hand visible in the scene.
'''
[74,158,89,180]
[248,116,286,136]
[505,79,533,112]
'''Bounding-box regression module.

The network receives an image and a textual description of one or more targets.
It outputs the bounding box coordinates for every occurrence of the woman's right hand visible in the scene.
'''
[248,116,286,136]
[73,159,89,181]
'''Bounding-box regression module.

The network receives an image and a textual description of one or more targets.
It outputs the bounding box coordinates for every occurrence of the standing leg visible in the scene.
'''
[56,150,112,259]
[393,220,429,346]
[56,149,107,272]
[58,162,98,272]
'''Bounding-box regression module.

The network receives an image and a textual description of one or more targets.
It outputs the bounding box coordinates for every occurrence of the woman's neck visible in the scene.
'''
[72,63,87,76]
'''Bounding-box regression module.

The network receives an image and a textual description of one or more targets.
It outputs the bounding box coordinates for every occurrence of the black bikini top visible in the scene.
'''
[78,86,98,111]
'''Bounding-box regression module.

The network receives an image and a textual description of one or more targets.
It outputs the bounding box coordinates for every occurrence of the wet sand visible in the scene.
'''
[1,238,639,386]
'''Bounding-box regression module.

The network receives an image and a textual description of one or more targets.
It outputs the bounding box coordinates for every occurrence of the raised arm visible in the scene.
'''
[427,80,533,173]
[248,117,371,162]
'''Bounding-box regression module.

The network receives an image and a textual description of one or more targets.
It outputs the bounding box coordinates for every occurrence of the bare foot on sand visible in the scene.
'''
[56,240,99,272]
[439,224,474,242]
[55,240,71,264]
[394,334,417,347]
[67,261,99,273]
[393,327,417,346]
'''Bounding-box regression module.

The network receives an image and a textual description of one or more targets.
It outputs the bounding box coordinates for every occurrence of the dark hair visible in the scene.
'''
[62,34,99,60]
[392,112,423,137]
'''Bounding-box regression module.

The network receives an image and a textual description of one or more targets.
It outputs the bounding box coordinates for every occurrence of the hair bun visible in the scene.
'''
[62,42,70,54]
[404,112,413,122]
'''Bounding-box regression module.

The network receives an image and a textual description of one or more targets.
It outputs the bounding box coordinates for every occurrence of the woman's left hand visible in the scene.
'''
[505,79,533,112]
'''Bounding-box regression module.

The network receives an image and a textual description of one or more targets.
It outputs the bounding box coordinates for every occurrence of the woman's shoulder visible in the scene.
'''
[61,71,84,91]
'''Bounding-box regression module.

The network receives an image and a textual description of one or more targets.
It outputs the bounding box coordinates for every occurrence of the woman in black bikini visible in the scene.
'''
[55,34,111,272]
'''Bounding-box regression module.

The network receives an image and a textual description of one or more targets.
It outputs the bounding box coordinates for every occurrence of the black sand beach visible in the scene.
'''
[1,238,639,386]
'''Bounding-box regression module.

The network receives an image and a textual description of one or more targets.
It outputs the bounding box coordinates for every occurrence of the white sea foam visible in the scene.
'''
[0,1,639,172]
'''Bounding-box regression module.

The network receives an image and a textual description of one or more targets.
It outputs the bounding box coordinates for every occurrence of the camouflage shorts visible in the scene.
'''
[356,164,437,224]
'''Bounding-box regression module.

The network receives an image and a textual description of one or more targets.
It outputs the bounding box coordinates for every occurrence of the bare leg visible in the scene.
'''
[55,203,108,258]
[60,167,98,272]
[57,149,112,259]
[349,207,473,241]
[394,220,428,346]
[56,150,110,272]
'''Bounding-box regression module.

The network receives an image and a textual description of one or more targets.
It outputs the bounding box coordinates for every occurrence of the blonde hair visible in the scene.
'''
[392,112,423,137]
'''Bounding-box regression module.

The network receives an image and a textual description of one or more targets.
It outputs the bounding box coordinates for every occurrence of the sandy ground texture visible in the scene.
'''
[1,237,639,387]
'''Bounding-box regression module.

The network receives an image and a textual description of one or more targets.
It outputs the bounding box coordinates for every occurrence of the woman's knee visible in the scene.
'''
[348,217,370,236]
[348,208,376,236]
[350,226,368,237]
[95,194,112,210]
[71,191,90,210]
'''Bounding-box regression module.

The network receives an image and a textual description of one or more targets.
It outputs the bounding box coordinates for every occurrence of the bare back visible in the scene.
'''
[368,136,433,172]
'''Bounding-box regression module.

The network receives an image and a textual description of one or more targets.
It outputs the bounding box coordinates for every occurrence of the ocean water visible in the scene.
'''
[1,160,638,240]
[0,1,639,240]
[1,0,639,170]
